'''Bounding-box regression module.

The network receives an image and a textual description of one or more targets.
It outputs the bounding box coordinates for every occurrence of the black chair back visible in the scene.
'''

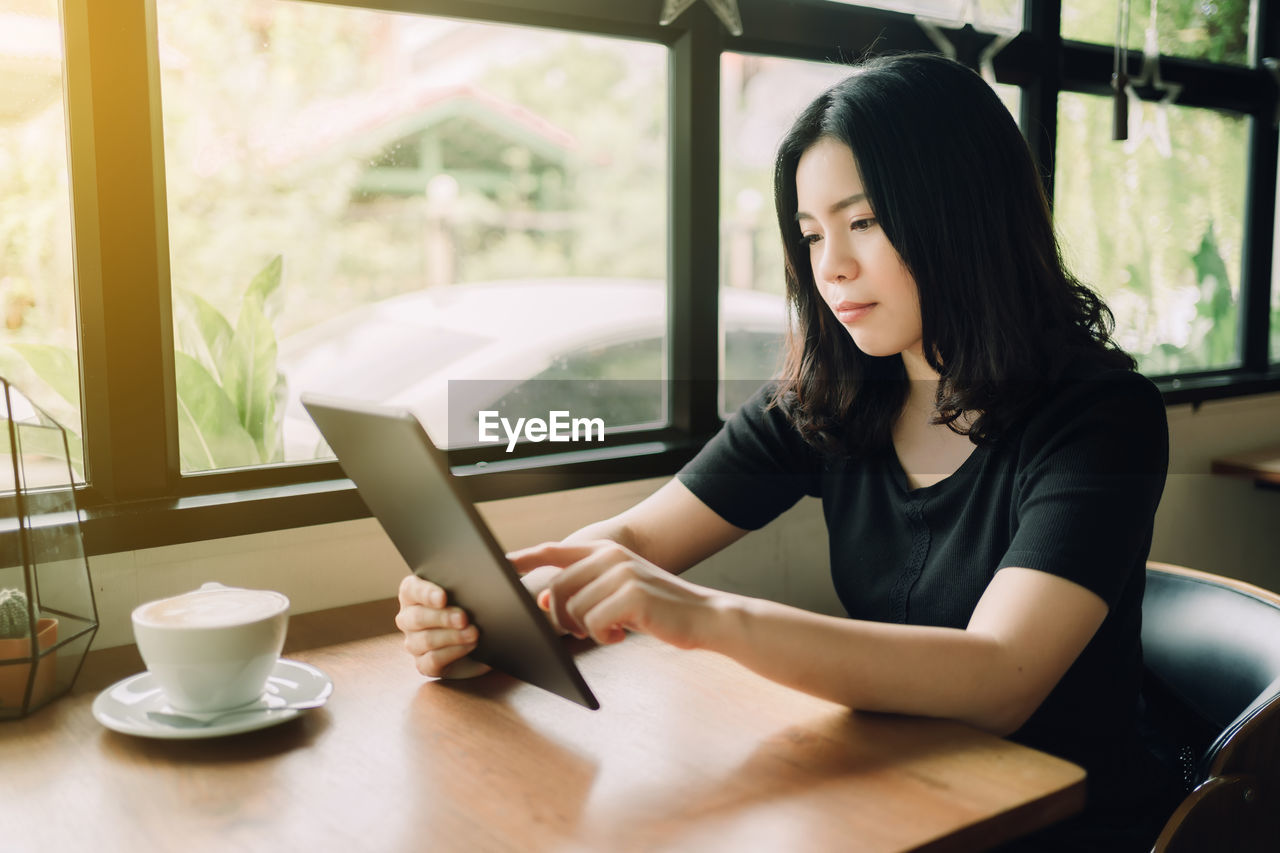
[1142,566,1280,782]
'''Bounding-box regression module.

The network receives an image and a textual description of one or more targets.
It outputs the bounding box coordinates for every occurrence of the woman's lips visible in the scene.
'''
[834,301,876,323]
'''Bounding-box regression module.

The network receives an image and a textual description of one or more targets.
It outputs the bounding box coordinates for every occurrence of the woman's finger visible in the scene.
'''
[535,589,569,635]
[563,562,639,640]
[546,543,634,636]
[403,625,479,657]
[395,604,470,634]
[580,580,639,646]
[508,541,607,575]
[398,573,446,608]
[415,643,477,678]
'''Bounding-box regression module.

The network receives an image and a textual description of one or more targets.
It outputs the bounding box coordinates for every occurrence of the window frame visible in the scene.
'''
[54,0,1280,556]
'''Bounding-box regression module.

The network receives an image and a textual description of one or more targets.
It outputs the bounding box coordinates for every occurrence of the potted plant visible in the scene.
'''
[0,587,58,712]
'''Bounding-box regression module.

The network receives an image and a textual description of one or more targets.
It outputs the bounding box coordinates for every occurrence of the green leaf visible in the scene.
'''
[223,290,280,462]
[1123,263,1150,299]
[174,352,260,470]
[244,255,284,322]
[214,255,288,463]
[263,372,286,463]
[1191,221,1237,367]
[173,289,234,384]
[0,344,79,412]
[0,345,86,476]
[1192,224,1233,318]
[11,421,82,485]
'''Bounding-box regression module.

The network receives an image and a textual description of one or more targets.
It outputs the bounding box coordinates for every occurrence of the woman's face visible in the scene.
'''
[794,137,923,360]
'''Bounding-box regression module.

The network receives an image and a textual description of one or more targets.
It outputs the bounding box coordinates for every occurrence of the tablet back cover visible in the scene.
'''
[302,393,598,710]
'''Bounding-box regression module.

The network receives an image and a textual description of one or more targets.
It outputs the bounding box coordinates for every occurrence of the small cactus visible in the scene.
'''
[0,587,31,639]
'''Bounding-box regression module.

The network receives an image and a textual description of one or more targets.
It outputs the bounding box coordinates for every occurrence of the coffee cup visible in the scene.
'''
[131,582,290,712]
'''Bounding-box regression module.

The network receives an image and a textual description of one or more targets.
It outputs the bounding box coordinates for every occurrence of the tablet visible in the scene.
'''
[301,393,599,710]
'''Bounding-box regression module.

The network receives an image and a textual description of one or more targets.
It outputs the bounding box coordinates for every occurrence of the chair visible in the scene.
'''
[1142,561,1280,853]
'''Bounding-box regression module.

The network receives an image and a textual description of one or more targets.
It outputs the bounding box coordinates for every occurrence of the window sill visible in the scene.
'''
[1155,369,1280,407]
[77,440,702,556]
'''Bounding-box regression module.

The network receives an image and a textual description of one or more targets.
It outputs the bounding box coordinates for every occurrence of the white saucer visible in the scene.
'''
[92,658,333,740]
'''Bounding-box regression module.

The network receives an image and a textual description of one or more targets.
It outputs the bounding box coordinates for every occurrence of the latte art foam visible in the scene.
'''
[136,588,288,628]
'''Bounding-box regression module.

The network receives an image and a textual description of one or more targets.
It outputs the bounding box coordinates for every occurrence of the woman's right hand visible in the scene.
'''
[395,566,567,679]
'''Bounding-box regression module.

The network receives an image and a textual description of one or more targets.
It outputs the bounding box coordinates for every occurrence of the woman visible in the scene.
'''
[396,53,1179,849]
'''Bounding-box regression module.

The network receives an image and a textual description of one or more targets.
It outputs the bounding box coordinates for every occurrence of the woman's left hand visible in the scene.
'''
[507,540,724,649]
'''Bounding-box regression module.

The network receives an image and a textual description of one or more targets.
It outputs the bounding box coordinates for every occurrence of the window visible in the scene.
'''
[0,0,79,478]
[1056,0,1269,381]
[1054,93,1249,374]
[1062,0,1252,66]
[718,53,851,416]
[154,0,667,469]
[42,0,1280,552]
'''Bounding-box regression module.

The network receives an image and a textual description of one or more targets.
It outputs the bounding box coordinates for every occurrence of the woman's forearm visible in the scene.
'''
[563,516,639,551]
[559,480,749,575]
[701,593,1035,736]
[525,536,1095,736]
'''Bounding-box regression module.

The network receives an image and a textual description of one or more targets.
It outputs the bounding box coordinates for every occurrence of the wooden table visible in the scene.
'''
[0,605,1085,853]
[1212,444,1280,490]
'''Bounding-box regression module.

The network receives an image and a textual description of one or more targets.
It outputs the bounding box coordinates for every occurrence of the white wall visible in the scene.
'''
[85,391,1280,650]
[1152,391,1280,590]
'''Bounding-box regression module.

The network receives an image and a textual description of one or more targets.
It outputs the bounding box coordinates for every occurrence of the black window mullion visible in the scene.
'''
[62,0,178,504]
[1242,0,1280,369]
[732,0,930,61]
[1240,115,1278,370]
[1061,42,1269,112]
[306,0,665,38]
[1022,0,1062,200]
[667,5,723,437]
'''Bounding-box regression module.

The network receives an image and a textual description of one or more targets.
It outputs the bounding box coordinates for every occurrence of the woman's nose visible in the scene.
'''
[817,241,857,283]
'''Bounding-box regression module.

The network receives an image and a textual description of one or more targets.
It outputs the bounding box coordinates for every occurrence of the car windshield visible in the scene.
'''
[282,323,490,403]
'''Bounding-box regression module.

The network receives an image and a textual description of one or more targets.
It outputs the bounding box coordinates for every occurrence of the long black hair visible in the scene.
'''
[770,52,1134,456]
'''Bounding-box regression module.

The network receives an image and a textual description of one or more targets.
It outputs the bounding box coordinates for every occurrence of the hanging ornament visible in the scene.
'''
[1123,2,1181,158]
[659,0,743,37]
[1111,0,1131,140]
[915,0,1017,86]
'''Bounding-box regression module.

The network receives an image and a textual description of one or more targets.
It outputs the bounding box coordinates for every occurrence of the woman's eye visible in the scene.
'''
[851,218,876,233]
[801,233,821,247]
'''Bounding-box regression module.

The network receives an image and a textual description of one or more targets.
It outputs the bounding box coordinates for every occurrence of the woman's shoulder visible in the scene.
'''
[719,381,814,449]
[733,380,790,425]
[1046,363,1164,415]
[1008,362,1164,448]
[728,380,843,469]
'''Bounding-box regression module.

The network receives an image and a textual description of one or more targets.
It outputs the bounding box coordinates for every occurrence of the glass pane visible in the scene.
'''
[719,54,849,415]
[719,52,1020,414]
[1054,92,1249,374]
[0,0,82,483]
[820,1,1023,31]
[156,0,667,466]
[1063,0,1251,66]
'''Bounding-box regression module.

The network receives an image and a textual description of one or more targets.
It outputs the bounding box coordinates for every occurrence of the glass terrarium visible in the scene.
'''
[0,377,97,719]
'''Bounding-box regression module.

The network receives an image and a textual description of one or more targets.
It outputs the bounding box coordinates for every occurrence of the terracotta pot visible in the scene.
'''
[0,618,59,712]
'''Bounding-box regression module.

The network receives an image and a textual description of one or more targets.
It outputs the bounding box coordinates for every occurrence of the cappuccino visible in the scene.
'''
[132,583,290,712]
[135,587,288,628]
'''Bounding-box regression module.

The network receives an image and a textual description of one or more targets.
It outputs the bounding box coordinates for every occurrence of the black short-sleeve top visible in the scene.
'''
[676,369,1169,796]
